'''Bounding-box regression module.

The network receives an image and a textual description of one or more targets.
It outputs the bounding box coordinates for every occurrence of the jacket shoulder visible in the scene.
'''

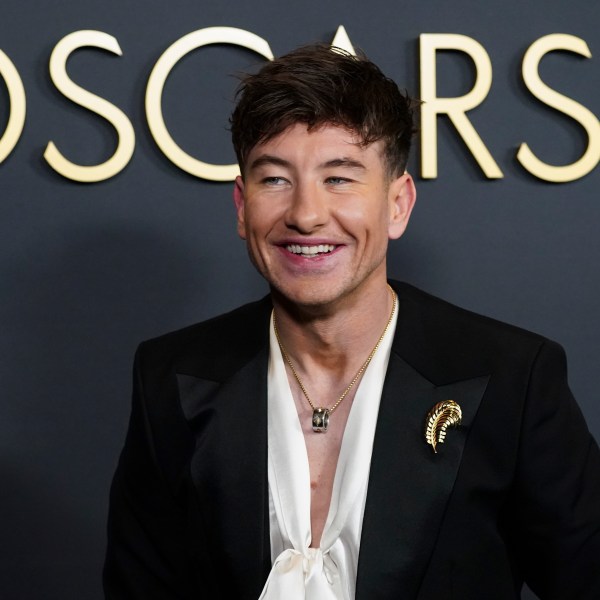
[136,295,272,380]
[390,281,559,383]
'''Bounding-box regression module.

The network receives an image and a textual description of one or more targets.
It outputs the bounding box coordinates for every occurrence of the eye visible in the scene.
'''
[325,176,352,185]
[262,176,288,186]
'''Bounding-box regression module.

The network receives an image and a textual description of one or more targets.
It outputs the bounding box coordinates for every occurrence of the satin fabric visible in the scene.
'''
[260,307,398,600]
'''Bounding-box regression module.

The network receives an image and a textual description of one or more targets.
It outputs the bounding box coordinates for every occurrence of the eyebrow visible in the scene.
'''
[319,157,366,171]
[248,155,367,172]
[248,155,291,171]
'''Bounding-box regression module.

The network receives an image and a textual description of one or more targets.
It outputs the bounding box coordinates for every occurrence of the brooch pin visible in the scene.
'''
[425,400,462,453]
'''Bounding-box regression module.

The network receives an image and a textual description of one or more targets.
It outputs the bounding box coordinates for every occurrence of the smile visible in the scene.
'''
[286,244,337,257]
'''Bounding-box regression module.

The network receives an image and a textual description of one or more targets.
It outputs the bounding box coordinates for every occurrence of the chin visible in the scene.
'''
[270,279,352,310]
[275,289,333,308]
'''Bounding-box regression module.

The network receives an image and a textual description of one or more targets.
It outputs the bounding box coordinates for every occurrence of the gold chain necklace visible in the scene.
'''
[273,286,397,433]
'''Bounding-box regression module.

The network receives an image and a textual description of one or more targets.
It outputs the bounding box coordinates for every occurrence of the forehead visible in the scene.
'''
[245,123,385,171]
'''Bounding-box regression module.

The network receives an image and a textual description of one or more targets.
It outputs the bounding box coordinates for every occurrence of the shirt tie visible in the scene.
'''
[259,546,343,600]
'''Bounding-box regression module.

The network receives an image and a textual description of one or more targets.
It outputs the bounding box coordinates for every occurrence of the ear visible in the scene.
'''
[387,172,416,240]
[233,175,247,240]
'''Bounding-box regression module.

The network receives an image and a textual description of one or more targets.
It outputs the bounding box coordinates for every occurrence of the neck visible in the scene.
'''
[272,280,395,376]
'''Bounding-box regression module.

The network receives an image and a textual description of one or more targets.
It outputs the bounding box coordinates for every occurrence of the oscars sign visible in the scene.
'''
[0,26,599,183]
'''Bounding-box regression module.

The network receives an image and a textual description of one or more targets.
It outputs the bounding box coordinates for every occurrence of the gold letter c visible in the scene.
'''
[145,27,274,182]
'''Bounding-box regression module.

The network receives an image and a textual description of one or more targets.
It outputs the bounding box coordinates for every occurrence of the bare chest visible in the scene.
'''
[292,388,356,547]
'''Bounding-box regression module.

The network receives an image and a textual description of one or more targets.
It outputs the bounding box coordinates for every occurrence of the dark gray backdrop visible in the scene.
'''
[1,1,598,598]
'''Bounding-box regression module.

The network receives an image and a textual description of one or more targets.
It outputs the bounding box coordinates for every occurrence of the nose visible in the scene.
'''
[284,181,328,233]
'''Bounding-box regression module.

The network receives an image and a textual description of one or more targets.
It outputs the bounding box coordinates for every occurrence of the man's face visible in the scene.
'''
[233,123,415,309]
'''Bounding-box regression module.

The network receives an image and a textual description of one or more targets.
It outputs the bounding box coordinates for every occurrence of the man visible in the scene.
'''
[104,45,600,599]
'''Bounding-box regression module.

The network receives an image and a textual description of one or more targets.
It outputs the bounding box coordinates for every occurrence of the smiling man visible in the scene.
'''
[104,45,600,600]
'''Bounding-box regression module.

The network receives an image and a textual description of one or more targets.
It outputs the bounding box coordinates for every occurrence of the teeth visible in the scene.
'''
[286,244,336,256]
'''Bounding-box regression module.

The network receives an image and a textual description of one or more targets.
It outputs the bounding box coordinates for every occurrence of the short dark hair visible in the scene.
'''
[230,44,417,178]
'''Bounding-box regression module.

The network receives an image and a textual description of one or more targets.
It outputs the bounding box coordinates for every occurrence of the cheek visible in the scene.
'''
[338,200,389,233]
[242,203,278,241]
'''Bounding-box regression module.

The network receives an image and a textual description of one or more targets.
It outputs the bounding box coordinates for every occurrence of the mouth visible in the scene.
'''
[285,243,337,257]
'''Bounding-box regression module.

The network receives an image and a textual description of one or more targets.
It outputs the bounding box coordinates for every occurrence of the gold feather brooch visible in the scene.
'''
[425,400,462,453]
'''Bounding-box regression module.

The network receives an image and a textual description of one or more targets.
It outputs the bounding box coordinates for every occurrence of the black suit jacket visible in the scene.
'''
[104,281,600,599]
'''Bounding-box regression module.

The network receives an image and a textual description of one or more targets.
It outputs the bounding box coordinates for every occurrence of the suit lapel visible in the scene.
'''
[356,297,490,599]
[175,301,273,599]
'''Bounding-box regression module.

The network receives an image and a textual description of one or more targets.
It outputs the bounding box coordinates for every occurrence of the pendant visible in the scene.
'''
[312,408,330,433]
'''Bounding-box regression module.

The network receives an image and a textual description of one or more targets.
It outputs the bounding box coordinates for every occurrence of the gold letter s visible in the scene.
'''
[517,34,600,183]
[44,30,135,183]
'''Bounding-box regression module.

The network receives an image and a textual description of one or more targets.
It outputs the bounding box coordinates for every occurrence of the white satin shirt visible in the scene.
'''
[260,307,398,600]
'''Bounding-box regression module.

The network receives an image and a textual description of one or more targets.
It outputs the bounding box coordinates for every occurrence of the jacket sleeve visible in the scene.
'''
[103,347,207,600]
[512,340,600,599]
